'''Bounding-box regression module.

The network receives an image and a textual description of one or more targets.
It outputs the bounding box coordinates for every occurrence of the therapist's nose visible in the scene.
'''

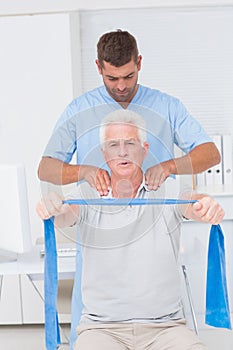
[116,79,127,91]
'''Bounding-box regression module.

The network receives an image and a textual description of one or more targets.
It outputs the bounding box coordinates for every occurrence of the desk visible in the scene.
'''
[0,244,76,325]
[0,244,76,278]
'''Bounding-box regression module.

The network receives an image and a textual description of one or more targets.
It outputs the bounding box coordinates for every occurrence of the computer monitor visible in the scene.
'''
[0,163,32,261]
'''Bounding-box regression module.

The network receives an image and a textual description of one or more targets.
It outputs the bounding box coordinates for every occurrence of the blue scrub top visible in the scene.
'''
[43,84,212,173]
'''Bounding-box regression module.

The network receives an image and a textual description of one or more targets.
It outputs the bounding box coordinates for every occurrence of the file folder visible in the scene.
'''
[222,134,233,185]
[212,134,223,185]
[205,167,214,186]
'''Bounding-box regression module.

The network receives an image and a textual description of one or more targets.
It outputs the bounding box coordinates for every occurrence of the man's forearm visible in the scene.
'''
[38,157,111,194]
[166,142,221,175]
[38,157,80,185]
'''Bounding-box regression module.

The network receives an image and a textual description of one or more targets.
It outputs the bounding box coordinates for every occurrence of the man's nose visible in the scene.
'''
[116,79,126,91]
[118,142,128,157]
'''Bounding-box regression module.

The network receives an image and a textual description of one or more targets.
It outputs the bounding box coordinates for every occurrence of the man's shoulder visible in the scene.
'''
[148,177,192,199]
[68,86,107,110]
[70,181,100,199]
[139,85,179,101]
[135,85,181,111]
[55,86,109,126]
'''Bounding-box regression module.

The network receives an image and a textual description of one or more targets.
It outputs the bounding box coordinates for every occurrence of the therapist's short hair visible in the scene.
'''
[97,29,139,68]
[100,110,147,148]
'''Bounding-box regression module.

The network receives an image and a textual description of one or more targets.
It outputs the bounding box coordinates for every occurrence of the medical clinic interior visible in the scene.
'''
[1,1,233,349]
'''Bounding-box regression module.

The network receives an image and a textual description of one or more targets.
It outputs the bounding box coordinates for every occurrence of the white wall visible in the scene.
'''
[0,13,73,242]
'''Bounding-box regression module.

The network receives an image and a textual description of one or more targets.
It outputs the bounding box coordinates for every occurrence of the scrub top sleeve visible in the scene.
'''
[172,100,212,153]
[43,114,77,163]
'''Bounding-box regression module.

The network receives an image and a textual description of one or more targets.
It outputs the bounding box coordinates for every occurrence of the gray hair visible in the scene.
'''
[100,110,147,147]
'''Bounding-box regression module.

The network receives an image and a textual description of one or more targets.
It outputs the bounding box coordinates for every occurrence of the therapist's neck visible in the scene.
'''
[111,169,143,198]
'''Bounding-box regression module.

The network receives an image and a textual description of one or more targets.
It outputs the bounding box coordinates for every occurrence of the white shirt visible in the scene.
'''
[68,177,190,324]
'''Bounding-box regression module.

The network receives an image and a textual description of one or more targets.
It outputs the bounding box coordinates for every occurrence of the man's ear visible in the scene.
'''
[143,142,149,158]
[137,55,142,71]
[96,59,103,75]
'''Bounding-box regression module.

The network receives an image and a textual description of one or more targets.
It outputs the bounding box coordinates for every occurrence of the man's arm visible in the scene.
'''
[38,157,110,196]
[180,193,224,225]
[36,192,79,228]
[145,142,220,190]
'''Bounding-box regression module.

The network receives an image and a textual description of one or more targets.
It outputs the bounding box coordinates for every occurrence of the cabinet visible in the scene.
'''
[0,245,75,325]
[0,275,22,324]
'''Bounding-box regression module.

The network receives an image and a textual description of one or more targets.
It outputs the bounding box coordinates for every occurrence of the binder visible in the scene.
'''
[196,172,205,187]
[222,134,233,185]
[205,167,214,186]
[212,134,223,185]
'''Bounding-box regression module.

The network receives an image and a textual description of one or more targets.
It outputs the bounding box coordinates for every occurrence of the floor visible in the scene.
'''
[0,324,233,350]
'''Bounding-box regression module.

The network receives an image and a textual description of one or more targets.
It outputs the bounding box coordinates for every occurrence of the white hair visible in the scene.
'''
[100,110,147,147]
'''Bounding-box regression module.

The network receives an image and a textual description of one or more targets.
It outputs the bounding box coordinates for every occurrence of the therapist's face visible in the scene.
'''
[102,122,148,178]
[96,56,142,104]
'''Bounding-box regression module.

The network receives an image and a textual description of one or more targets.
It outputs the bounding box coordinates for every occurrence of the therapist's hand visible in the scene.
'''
[145,161,172,190]
[79,165,111,196]
[36,192,67,220]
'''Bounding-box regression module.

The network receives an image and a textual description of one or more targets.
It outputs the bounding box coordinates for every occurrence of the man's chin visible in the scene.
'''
[114,169,134,178]
[109,91,131,103]
[115,95,130,103]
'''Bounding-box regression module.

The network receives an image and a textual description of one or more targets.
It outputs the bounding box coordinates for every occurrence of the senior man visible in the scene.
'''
[37,110,224,350]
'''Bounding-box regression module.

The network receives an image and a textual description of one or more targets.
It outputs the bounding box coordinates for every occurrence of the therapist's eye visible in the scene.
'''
[126,74,134,79]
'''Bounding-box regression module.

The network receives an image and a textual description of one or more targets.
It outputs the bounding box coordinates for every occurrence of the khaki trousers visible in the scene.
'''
[74,319,208,350]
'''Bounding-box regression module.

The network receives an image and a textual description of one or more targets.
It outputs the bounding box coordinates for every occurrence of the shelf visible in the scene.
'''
[195,184,233,196]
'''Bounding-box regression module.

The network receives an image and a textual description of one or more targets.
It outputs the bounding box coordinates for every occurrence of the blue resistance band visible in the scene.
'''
[44,217,61,350]
[43,198,231,350]
[205,224,232,329]
[63,198,197,206]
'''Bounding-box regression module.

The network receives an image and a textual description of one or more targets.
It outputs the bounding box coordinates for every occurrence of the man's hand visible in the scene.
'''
[36,192,66,220]
[191,197,225,224]
[145,142,221,191]
[79,165,111,196]
[36,192,79,227]
[38,157,111,196]
[182,195,225,224]
[145,160,173,190]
